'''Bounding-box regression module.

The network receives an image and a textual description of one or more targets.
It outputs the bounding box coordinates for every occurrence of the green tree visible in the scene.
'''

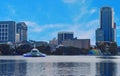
[52,46,84,55]
[96,41,118,55]
[65,46,81,55]
[36,45,51,55]
[52,46,65,55]
[0,44,11,55]
[80,48,89,55]
[15,44,31,55]
[109,42,118,55]
[96,41,106,53]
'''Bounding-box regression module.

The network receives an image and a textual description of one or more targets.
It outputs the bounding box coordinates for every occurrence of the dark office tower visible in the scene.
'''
[96,7,116,42]
[17,22,27,42]
[58,32,73,44]
[0,21,16,43]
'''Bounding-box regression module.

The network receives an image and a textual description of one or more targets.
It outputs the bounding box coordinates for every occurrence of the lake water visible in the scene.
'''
[0,56,120,76]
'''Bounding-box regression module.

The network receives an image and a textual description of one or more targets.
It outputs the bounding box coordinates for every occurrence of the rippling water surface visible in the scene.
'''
[0,56,120,76]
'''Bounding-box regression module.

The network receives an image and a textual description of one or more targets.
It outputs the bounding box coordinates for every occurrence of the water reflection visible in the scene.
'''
[0,56,120,76]
[26,62,47,76]
[25,62,95,76]
[53,62,93,76]
[96,61,117,76]
[0,60,26,76]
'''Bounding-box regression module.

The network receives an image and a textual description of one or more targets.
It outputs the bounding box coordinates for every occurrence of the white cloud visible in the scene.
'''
[117,34,120,37]
[43,24,65,29]
[25,21,38,27]
[115,17,120,23]
[25,21,42,32]
[7,5,16,15]
[70,1,96,24]
[90,9,96,14]
[86,19,99,28]
[71,19,98,45]
[78,20,98,45]
[62,0,87,4]
[73,7,98,23]
[116,26,120,38]
[73,7,88,23]
[81,0,86,4]
[117,26,120,30]
[75,20,97,35]
[25,21,66,33]
[62,0,77,3]
[32,27,42,32]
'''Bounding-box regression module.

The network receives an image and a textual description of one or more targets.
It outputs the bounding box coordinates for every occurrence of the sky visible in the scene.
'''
[0,0,120,45]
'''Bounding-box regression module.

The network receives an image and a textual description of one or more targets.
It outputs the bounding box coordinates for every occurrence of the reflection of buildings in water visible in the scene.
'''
[26,62,60,76]
[13,60,27,76]
[0,60,27,76]
[26,62,97,76]
[116,62,120,76]
[50,62,96,76]
[44,62,55,76]
[96,62,117,76]
[26,62,49,76]
[27,62,96,76]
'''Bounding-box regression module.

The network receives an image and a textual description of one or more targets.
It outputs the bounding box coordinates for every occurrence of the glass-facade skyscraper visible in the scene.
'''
[96,7,116,42]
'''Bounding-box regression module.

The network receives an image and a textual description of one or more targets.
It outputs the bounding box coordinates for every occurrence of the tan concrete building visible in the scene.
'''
[62,39,90,49]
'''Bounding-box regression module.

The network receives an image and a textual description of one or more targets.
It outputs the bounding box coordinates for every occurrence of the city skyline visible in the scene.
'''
[0,0,120,45]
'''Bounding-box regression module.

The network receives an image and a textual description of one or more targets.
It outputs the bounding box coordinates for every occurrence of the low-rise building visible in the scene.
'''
[62,39,90,49]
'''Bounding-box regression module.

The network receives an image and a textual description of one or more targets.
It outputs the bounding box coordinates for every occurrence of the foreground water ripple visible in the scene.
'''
[0,56,120,76]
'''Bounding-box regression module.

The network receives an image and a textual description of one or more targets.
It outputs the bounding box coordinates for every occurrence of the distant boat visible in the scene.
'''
[23,47,46,57]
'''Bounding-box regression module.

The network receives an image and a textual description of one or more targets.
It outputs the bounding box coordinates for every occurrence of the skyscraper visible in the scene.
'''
[58,32,74,44]
[0,21,16,43]
[96,6,116,42]
[17,22,27,42]
[0,21,28,44]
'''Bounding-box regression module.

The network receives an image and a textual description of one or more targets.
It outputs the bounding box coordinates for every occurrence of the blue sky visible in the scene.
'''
[0,0,120,45]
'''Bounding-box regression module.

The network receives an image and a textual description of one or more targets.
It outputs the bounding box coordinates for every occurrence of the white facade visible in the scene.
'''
[16,33,20,42]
